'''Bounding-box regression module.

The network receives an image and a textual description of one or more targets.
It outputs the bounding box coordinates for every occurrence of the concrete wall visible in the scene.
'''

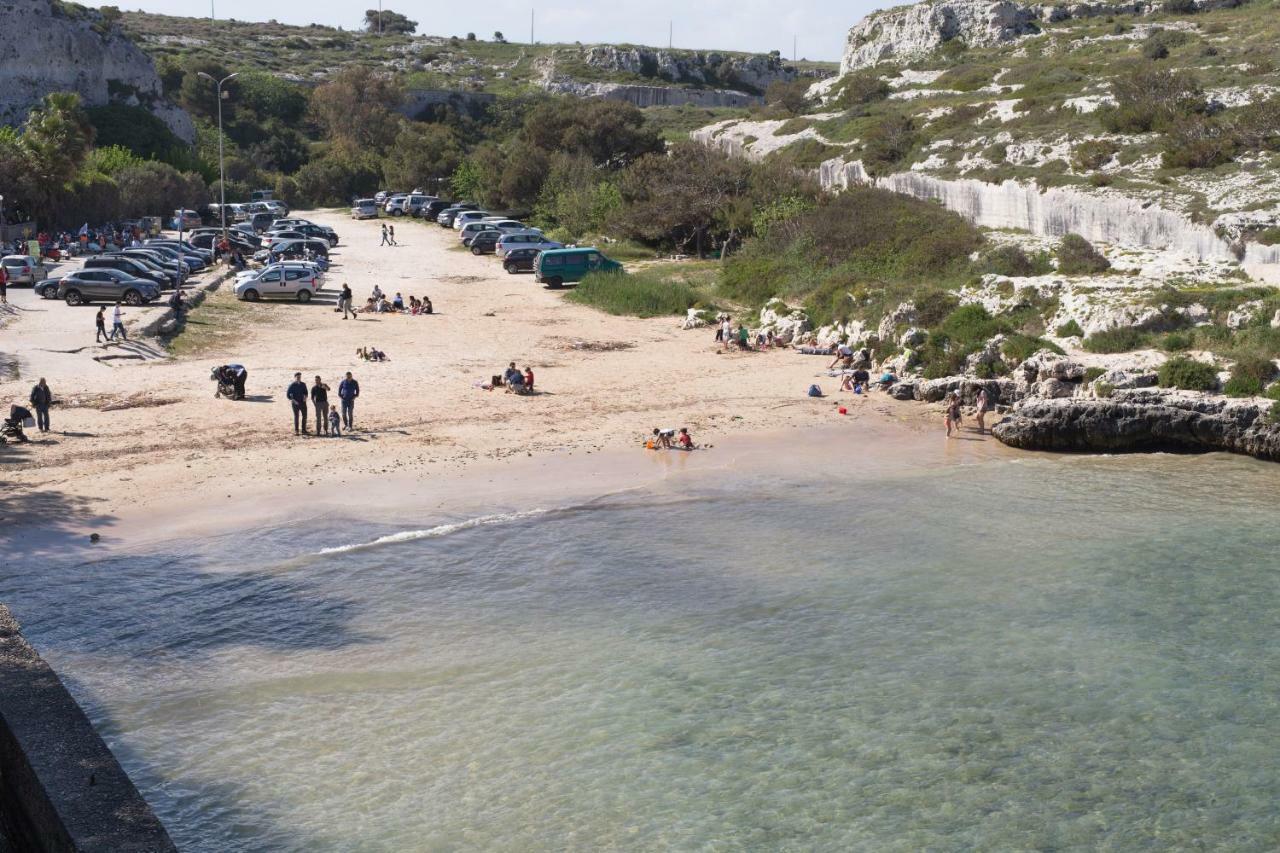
[0,604,176,852]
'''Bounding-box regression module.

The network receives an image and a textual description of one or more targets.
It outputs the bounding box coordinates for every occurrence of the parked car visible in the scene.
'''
[188,230,260,252]
[497,233,564,258]
[58,269,160,306]
[382,194,408,214]
[502,247,542,274]
[488,219,534,234]
[437,204,478,228]
[84,255,172,288]
[469,230,502,255]
[119,248,186,277]
[458,221,498,243]
[452,210,490,230]
[171,209,202,230]
[234,265,321,302]
[147,239,214,263]
[270,218,315,231]
[254,237,330,261]
[236,260,324,285]
[387,193,436,216]
[246,212,276,233]
[352,199,379,219]
[35,277,64,298]
[419,199,453,220]
[0,255,48,285]
[374,190,404,205]
[261,200,290,217]
[535,247,622,288]
[284,223,339,246]
[143,242,207,271]
[250,189,274,202]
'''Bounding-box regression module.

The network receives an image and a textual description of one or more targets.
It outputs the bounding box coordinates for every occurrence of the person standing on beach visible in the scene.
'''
[110,301,127,341]
[380,223,390,246]
[0,262,7,304]
[29,378,52,432]
[311,376,331,437]
[388,224,396,246]
[95,306,109,343]
[975,388,991,435]
[339,282,353,319]
[338,371,359,430]
[287,372,309,435]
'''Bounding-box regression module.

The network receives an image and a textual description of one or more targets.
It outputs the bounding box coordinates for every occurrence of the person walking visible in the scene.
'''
[95,306,109,343]
[110,301,127,341]
[339,282,353,319]
[29,378,52,433]
[287,372,309,435]
[380,223,390,247]
[0,262,8,304]
[388,224,396,246]
[338,371,359,430]
[169,287,185,322]
[311,376,331,437]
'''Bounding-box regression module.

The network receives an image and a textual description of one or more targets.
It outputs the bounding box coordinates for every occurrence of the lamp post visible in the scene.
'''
[197,71,239,248]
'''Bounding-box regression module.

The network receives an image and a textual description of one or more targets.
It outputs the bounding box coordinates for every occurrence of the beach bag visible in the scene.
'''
[807,384,823,398]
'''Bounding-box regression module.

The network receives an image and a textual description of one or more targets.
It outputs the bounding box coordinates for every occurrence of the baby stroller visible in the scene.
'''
[2,405,33,443]
[211,364,248,400]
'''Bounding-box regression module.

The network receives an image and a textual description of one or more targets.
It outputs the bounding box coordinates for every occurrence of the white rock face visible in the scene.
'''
[572,46,820,93]
[543,81,762,108]
[0,0,193,142]
[841,1,1040,71]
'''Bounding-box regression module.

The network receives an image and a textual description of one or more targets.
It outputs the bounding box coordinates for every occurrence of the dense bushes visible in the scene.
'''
[1158,356,1218,390]
[1056,233,1111,275]
[1102,65,1204,134]
[1223,356,1275,396]
[1083,327,1148,353]
[977,245,1052,277]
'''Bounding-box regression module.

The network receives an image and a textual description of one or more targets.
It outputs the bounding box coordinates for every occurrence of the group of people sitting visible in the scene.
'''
[361,286,433,315]
[714,315,785,352]
[357,346,388,362]
[500,362,535,394]
[647,427,695,450]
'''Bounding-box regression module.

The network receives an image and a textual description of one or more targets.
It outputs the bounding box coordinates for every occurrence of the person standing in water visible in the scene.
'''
[945,392,963,438]
[975,388,991,435]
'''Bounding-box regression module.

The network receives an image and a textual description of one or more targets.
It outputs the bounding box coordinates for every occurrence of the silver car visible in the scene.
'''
[496,233,564,258]
[1,255,48,284]
[351,199,379,219]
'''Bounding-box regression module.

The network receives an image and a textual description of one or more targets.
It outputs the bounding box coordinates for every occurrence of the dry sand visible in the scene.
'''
[0,209,959,551]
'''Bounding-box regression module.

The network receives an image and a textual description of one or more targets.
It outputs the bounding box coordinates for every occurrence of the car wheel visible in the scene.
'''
[297,289,312,304]
[391,209,403,216]
[242,288,260,301]
[505,263,517,274]
[123,289,144,306]
[472,245,483,255]
[546,277,564,289]
[64,289,84,306]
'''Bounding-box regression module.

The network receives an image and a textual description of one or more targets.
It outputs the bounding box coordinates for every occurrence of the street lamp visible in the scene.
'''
[197,71,239,249]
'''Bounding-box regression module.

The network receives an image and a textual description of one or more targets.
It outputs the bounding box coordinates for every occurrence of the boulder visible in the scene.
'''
[876,301,917,342]
[1031,377,1078,399]
[888,381,917,400]
[899,326,927,348]
[1227,300,1264,330]
[915,376,1013,405]
[842,0,1040,71]
[681,308,707,330]
[1095,368,1158,390]
[1038,358,1085,382]
[758,300,810,342]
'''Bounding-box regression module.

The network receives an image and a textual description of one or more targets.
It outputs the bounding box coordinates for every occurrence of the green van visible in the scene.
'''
[534,247,622,288]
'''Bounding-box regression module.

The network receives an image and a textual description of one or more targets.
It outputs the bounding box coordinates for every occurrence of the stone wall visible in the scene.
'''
[546,81,763,108]
[0,604,176,852]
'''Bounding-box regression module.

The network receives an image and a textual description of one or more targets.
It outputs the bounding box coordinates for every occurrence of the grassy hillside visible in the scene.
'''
[119,12,836,96]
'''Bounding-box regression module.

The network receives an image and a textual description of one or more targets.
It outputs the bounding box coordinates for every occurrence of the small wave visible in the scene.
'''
[317,508,557,555]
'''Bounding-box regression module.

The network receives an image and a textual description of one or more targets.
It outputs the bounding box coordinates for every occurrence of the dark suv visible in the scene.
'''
[419,199,453,220]
[503,247,542,274]
[85,254,173,288]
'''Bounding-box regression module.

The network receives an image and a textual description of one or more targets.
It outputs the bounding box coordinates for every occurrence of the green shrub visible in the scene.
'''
[1003,333,1063,363]
[1095,382,1116,398]
[861,114,918,176]
[1073,139,1118,171]
[1267,401,1280,424]
[773,117,813,136]
[1083,327,1148,353]
[1056,319,1085,337]
[1102,65,1204,134]
[829,70,891,110]
[1222,356,1275,397]
[1056,233,1111,275]
[937,63,998,92]
[1084,366,1106,383]
[978,245,1052,277]
[1258,227,1280,246]
[1158,355,1218,390]
[1161,115,1237,169]
[1161,330,1194,351]
[567,269,703,318]
[766,138,843,169]
[1264,383,1280,401]
[1142,29,1192,60]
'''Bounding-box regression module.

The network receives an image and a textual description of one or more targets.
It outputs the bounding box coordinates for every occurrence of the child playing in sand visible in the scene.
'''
[650,427,675,449]
[329,407,341,437]
[677,428,694,450]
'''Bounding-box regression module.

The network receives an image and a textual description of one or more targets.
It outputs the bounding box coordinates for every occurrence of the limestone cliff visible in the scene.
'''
[842,0,1042,72]
[0,0,193,142]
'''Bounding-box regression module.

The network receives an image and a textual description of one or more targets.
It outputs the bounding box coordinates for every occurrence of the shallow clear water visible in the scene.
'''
[7,451,1280,850]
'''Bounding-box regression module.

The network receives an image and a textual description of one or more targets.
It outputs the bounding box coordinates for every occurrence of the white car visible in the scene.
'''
[452,210,490,230]
[236,261,324,283]
[386,193,435,216]
[490,220,535,234]
[351,199,379,219]
[496,233,562,258]
[383,194,408,214]
[271,218,313,230]
[458,221,499,242]
[234,264,321,302]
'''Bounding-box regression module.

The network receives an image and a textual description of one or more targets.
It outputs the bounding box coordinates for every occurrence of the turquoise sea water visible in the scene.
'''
[6,450,1280,851]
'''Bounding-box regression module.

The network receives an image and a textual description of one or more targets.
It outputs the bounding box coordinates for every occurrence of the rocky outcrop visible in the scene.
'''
[992,389,1280,460]
[0,0,193,141]
[542,80,762,108]
[569,46,821,94]
[842,1,1041,71]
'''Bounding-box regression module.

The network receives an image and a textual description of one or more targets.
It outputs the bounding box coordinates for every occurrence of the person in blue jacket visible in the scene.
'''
[338,371,359,430]
[287,372,309,435]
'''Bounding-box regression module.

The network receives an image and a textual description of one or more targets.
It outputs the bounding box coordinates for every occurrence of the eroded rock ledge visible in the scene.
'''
[991,390,1280,460]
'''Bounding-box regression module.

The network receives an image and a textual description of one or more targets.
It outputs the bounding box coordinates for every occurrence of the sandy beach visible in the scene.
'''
[1,210,969,552]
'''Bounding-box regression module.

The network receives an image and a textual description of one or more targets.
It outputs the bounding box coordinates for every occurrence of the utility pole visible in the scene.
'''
[197,71,239,249]
[530,8,534,44]
[668,20,672,48]
[378,0,383,34]
[793,35,797,61]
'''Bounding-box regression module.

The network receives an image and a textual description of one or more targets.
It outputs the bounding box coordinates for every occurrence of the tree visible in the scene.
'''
[614,140,754,256]
[519,99,663,169]
[22,93,95,186]
[466,32,476,40]
[115,161,207,217]
[1056,233,1111,275]
[764,80,811,116]
[861,114,917,176]
[382,124,465,190]
[86,104,187,163]
[309,66,403,153]
[363,8,417,34]
[1103,64,1204,133]
[494,31,505,43]
[178,60,239,122]
[1161,114,1236,169]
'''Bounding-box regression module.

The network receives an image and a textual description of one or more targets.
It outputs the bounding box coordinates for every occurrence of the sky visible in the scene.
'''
[92,0,892,62]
